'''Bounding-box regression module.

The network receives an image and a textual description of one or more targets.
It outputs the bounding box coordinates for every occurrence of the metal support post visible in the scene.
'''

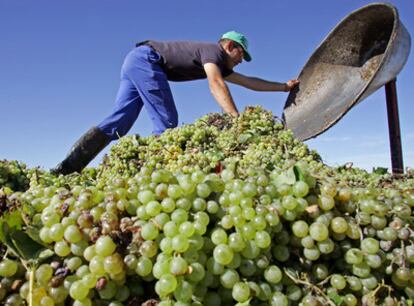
[384,79,404,174]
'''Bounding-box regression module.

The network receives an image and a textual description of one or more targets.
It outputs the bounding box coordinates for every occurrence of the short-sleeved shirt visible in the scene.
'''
[137,40,234,82]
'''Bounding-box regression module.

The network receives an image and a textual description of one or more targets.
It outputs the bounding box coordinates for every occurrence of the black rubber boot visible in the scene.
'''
[51,127,111,175]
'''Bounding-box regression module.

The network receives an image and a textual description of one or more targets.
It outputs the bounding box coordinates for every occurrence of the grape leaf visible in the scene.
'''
[238,133,252,144]
[9,229,48,262]
[327,289,344,305]
[0,209,23,245]
[274,167,296,186]
[26,225,51,248]
[293,165,306,181]
[373,167,388,175]
[0,222,20,256]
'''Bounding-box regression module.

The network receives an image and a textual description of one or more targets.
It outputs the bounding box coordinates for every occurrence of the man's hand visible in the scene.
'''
[285,79,300,91]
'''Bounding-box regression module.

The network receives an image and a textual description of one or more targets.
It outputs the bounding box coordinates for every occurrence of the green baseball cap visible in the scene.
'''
[221,30,252,62]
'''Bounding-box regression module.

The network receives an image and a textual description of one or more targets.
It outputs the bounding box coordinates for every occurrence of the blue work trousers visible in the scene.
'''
[97,46,178,140]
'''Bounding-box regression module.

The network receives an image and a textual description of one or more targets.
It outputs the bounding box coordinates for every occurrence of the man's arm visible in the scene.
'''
[204,63,239,116]
[225,72,298,92]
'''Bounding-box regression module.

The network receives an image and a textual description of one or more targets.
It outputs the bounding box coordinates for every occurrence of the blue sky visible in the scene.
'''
[1,0,413,172]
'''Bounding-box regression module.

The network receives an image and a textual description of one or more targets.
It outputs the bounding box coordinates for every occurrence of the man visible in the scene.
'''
[52,31,299,175]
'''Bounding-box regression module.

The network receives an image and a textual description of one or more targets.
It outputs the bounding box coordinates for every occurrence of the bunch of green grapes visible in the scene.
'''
[97,106,321,184]
[0,160,30,192]
[1,106,414,305]
[1,160,413,305]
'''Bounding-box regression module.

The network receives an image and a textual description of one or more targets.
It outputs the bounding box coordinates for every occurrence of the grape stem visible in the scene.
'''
[28,267,34,306]
[363,280,393,305]
[284,268,336,306]
[355,206,364,243]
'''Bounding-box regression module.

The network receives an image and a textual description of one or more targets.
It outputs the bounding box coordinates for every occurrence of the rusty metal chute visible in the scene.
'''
[283,3,411,141]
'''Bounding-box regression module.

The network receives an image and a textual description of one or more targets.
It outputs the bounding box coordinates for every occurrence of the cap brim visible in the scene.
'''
[242,48,252,62]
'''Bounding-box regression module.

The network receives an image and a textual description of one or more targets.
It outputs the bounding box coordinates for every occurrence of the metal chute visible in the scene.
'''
[283,3,411,142]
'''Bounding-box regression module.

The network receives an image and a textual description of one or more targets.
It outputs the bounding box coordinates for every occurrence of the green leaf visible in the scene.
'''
[293,165,306,181]
[9,229,47,261]
[0,209,23,235]
[0,223,20,257]
[0,209,24,255]
[238,133,252,144]
[327,289,344,305]
[26,225,50,248]
[274,167,297,186]
[373,167,388,175]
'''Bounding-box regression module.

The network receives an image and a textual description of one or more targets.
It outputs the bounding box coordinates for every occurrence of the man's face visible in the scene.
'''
[225,41,244,68]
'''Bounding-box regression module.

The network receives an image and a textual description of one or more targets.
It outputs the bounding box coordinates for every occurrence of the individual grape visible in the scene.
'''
[361,238,379,254]
[146,200,162,217]
[82,274,97,289]
[89,256,105,276]
[49,223,65,241]
[301,236,315,248]
[220,268,240,289]
[171,208,188,224]
[361,274,378,290]
[213,244,234,265]
[193,197,207,211]
[352,262,371,278]
[292,220,309,238]
[345,248,364,265]
[303,246,320,261]
[311,263,328,280]
[206,200,219,214]
[264,265,282,284]
[170,256,188,275]
[319,195,335,210]
[282,195,297,210]
[220,215,234,229]
[0,259,18,277]
[309,222,329,242]
[211,228,228,245]
[172,234,190,253]
[232,282,250,302]
[330,217,348,234]
[138,190,155,204]
[365,254,382,269]
[172,279,192,302]
[286,284,302,301]
[69,280,89,300]
[293,181,309,198]
[40,296,55,306]
[141,222,159,240]
[64,225,82,243]
[318,238,335,254]
[55,241,71,257]
[157,274,177,295]
[135,256,153,277]
[104,253,124,275]
[330,274,347,290]
[36,264,54,285]
[255,230,271,248]
[95,236,117,256]
[270,292,288,306]
[343,293,357,306]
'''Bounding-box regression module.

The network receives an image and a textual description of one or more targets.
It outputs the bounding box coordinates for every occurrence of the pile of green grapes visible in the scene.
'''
[1,106,414,306]
[0,160,30,192]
